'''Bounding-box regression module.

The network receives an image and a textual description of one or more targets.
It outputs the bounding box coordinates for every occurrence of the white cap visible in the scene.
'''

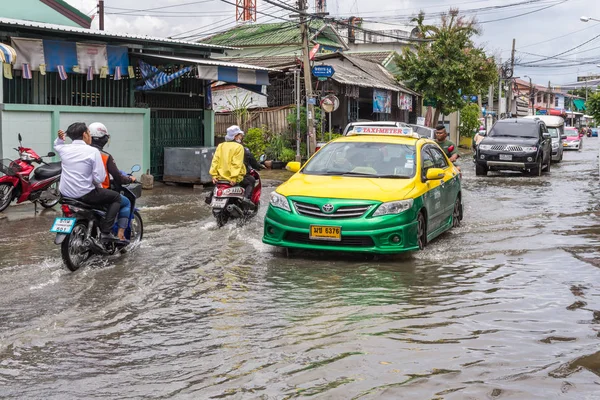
[225,125,244,141]
[89,122,109,138]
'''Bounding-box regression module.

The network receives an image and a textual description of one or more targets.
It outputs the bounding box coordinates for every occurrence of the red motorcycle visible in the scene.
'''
[0,134,62,213]
[208,169,261,227]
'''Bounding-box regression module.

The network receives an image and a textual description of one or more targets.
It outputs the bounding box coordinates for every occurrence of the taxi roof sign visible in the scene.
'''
[347,126,420,139]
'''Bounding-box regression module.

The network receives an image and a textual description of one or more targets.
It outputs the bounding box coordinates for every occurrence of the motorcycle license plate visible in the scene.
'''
[310,225,341,241]
[211,198,227,208]
[499,154,512,161]
[50,217,76,234]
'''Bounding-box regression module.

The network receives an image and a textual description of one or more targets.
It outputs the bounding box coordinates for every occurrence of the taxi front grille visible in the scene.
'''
[293,201,371,219]
[284,232,374,247]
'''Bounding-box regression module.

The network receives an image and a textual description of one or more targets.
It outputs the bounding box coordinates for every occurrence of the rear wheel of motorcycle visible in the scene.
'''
[216,212,229,228]
[0,183,13,212]
[122,211,143,253]
[40,180,60,208]
[61,223,90,272]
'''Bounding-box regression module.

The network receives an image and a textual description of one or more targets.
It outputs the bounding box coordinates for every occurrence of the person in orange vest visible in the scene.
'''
[89,122,136,242]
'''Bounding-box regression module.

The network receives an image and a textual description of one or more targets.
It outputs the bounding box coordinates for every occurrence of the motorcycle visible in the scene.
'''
[0,134,62,213]
[209,169,261,227]
[50,165,144,272]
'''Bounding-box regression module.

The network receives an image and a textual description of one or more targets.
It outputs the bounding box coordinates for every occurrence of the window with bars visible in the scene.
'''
[3,71,130,107]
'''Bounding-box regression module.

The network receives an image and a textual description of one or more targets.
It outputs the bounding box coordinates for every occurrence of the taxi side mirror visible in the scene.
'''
[286,161,301,173]
[425,168,445,181]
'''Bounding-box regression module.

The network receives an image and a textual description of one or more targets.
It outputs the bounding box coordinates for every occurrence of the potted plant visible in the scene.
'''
[265,135,289,169]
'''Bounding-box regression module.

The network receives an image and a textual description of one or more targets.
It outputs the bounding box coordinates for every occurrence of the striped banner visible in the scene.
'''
[57,65,67,80]
[87,66,93,81]
[0,43,17,65]
[22,62,32,79]
[114,66,121,80]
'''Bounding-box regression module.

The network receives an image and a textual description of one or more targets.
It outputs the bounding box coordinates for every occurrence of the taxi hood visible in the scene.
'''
[276,173,416,203]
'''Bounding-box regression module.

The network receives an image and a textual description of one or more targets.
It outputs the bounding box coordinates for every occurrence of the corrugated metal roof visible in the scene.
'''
[345,51,396,65]
[323,57,400,92]
[0,17,234,50]
[140,53,281,72]
[201,20,343,48]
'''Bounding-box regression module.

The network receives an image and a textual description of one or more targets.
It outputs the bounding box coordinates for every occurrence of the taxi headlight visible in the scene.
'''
[373,199,413,217]
[479,144,493,151]
[269,192,291,212]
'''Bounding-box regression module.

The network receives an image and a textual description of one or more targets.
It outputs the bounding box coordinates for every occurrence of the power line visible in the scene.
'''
[518,22,600,49]
[519,31,600,65]
[478,0,567,24]
[105,1,216,14]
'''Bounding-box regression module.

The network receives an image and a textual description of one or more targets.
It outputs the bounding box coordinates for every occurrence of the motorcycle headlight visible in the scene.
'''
[479,144,493,151]
[269,192,291,212]
[522,146,538,152]
[373,199,413,217]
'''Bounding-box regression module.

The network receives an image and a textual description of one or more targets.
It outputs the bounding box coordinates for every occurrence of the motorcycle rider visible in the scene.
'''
[209,125,255,208]
[54,122,122,243]
[88,122,136,242]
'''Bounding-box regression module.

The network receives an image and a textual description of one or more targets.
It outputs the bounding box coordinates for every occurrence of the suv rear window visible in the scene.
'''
[489,122,539,138]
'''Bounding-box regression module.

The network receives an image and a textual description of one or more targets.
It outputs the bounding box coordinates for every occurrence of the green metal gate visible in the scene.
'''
[150,109,204,178]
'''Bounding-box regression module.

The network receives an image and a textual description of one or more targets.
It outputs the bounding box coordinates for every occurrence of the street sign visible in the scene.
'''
[312,65,335,78]
[317,77,328,81]
[308,97,317,105]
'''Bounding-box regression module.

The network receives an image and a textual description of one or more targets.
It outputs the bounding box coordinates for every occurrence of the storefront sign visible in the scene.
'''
[373,89,392,113]
[398,93,413,111]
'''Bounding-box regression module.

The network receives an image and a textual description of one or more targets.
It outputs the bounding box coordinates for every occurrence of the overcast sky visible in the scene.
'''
[65,0,600,86]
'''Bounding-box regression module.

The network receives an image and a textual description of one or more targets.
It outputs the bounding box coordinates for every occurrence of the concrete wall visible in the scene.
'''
[0,0,84,27]
[0,105,150,174]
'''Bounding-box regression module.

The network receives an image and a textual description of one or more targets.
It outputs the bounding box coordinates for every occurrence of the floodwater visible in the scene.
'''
[1,140,599,399]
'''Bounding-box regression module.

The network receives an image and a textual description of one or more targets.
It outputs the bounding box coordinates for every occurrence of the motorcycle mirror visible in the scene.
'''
[18,133,22,142]
[47,152,56,157]
[131,164,141,173]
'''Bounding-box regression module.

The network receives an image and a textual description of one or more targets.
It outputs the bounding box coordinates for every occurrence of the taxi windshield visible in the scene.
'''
[302,141,417,178]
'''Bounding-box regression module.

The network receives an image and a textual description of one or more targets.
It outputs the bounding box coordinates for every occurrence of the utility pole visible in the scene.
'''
[298,0,316,155]
[507,38,516,117]
[295,69,302,162]
[547,80,551,112]
[498,57,503,118]
[98,0,105,31]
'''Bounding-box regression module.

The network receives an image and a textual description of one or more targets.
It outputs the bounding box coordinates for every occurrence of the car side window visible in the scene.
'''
[429,146,449,169]
[421,147,435,178]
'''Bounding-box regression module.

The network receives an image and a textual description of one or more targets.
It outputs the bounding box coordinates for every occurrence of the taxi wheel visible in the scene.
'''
[417,212,427,250]
[452,197,462,228]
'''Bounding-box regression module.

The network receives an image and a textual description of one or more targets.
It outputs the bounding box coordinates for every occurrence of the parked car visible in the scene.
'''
[475,118,552,176]
[407,124,436,139]
[563,127,582,150]
[592,128,598,137]
[263,127,463,254]
[523,115,566,162]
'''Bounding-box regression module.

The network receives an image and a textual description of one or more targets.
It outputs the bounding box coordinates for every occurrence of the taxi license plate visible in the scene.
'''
[499,154,512,161]
[211,198,227,208]
[310,225,341,241]
[50,217,76,234]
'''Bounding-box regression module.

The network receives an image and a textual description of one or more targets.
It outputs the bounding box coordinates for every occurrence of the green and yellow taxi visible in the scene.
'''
[262,126,463,254]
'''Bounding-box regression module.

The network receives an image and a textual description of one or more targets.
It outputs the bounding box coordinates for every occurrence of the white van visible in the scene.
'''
[523,115,566,162]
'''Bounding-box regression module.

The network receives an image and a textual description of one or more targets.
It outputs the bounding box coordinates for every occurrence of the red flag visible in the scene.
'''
[309,44,320,61]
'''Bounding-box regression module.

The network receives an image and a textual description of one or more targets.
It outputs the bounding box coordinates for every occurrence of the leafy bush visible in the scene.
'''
[244,127,267,159]
[459,103,481,138]
[265,134,287,160]
[279,148,296,163]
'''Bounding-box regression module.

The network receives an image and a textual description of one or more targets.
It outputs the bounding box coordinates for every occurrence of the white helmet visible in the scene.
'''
[89,122,109,138]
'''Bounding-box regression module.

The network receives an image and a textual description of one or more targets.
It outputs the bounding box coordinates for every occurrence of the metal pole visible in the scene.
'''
[295,69,301,162]
[328,111,332,141]
[98,0,105,31]
[298,0,316,156]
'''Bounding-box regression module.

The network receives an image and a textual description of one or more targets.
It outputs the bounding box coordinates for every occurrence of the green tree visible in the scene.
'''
[459,103,480,138]
[586,92,600,123]
[396,8,497,125]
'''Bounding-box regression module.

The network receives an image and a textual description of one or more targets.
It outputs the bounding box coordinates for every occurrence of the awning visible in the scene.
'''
[139,53,280,86]
[0,43,17,64]
[573,98,586,111]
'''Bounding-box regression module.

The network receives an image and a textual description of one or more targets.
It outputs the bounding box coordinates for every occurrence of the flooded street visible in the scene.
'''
[1,140,600,399]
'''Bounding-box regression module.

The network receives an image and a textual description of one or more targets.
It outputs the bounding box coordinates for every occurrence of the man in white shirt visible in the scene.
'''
[54,122,122,242]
